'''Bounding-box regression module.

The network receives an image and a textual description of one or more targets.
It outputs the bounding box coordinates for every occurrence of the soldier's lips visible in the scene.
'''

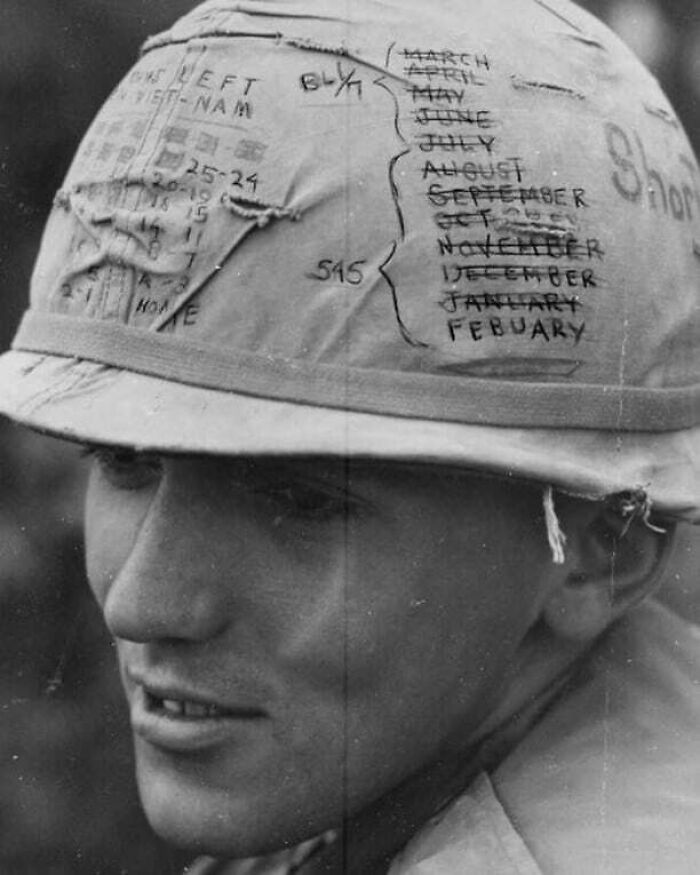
[129,679,268,752]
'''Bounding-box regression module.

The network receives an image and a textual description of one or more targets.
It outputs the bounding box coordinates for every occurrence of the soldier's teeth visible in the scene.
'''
[162,699,185,716]
[183,702,209,718]
[157,698,224,718]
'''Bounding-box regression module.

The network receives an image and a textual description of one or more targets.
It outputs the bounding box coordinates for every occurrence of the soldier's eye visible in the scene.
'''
[83,446,163,491]
[261,481,354,522]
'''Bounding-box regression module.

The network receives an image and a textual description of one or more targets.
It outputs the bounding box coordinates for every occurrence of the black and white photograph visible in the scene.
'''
[0,1,698,873]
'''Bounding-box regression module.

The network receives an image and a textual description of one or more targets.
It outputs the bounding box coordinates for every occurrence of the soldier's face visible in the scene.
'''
[85,452,552,857]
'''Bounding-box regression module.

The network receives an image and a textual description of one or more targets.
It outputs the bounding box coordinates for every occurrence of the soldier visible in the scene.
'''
[0,1,698,872]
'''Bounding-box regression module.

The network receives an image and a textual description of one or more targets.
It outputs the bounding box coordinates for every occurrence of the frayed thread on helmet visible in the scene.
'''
[543,486,567,565]
[608,489,667,537]
[542,487,667,566]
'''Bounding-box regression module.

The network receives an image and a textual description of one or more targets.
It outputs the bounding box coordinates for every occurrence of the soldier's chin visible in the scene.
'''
[135,774,270,858]
[132,747,338,859]
[135,765,242,856]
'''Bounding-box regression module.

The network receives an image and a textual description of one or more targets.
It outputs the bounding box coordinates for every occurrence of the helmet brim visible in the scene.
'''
[0,350,697,523]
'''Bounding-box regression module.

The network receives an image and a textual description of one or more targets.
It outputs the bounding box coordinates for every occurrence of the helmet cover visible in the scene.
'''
[0,0,698,518]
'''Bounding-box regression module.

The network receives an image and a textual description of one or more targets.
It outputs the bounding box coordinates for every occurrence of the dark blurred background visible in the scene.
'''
[0,2,698,873]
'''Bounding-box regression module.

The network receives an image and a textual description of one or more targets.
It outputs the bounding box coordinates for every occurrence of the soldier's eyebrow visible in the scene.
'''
[79,443,150,460]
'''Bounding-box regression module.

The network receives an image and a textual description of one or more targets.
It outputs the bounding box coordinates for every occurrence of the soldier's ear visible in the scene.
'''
[541,495,676,642]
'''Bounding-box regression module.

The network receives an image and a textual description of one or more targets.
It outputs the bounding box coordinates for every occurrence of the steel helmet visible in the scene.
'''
[0,0,698,520]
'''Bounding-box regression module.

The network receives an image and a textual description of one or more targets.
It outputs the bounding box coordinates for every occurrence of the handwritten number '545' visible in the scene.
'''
[307,259,366,285]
